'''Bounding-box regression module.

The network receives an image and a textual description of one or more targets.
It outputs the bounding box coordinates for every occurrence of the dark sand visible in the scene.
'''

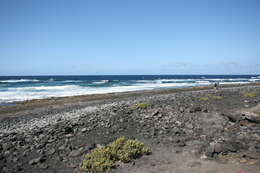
[1,83,260,173]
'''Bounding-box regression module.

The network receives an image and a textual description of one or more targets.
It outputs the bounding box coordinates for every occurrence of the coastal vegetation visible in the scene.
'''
[81,137,150,172]
[199,93,223,101]
[243,92,257,98]
[134,102,150,109]
[212,95,223,100]
[199,97,209,101]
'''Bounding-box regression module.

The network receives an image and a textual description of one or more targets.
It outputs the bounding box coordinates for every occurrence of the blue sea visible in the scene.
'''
[0,75,260,103]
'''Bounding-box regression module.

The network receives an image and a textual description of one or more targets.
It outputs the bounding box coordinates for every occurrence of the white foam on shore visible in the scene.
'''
[0,78,256,103]
[0,83,197,103]
[0,79,40,83]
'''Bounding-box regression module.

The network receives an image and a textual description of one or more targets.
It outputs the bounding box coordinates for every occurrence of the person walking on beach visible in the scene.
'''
[214,82,219,91]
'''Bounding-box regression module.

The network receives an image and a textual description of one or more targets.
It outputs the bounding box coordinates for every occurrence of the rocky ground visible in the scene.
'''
[1,85,260,173]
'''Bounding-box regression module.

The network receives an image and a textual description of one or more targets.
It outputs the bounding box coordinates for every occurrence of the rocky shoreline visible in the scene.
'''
[1,84,260,173]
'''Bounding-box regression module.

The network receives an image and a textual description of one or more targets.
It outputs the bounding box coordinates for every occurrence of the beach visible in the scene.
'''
[1,83,260,173]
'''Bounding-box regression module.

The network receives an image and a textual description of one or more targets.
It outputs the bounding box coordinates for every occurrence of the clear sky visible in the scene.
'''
[0,0,259,75]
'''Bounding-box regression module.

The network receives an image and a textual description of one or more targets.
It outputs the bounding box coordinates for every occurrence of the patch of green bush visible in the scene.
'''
[199,94,223,101]
[205,93,212,97]
[212,96,223,100]
[81,137,150,172]
[243,92,256,98]
[199,97,209,101]
[134,102,149,109]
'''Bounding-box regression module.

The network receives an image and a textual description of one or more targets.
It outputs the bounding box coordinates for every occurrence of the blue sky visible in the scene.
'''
[0,0,259,75]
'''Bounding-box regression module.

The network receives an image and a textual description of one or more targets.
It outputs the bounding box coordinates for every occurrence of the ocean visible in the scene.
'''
[0,75,260,103]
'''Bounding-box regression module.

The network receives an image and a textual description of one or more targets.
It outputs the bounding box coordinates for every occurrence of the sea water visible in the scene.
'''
[0,75,259,103]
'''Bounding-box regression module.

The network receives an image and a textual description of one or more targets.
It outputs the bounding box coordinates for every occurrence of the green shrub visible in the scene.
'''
[199,97,209,101]
[81,137,150,172]
[134,102,149,109]
[81,146,113,172]
[243,92,256,98]
[117,139,150,163]
[212,96,223,100]
[199,94,223,101]
[205,93,212,97]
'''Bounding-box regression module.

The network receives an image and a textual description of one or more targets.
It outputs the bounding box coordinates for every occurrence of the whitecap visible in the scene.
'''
[0,79,39,83]
[92,80,109,84]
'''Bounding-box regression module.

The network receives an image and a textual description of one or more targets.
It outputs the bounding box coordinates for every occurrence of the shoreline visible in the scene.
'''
[0,82,260,172]
[1,82,260,115]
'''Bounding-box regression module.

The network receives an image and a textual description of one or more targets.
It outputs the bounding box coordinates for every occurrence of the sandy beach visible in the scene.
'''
[1,83,260,173]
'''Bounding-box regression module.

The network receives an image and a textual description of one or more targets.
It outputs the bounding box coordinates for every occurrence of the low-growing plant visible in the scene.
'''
[134,102,149,109]
[117,139,150,163]
[81,146,114,172]
[81,137,150,172]
[243,92,256,98]
[212,96,223,100]
[205,93,212,97]
[199,97,209,101]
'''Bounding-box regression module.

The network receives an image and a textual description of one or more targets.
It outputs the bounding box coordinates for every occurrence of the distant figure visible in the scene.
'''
[214,83,219,91]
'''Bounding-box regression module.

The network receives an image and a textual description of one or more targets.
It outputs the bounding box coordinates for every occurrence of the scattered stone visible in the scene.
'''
[222,113,241,122]
[186,123,193,129]
[152,110,159,116]
[29,156,45,165]
[64,127,74,134]
[243,152,260,159]
[189,106,202,113]
[151,163,156,166]
[65,134,74,138]
[179,107,185,113]
[58,145,67,150]
[47,139,56,143]
[39,163,49,169]
[177,141,186,147]
[46,148,56,155]
[203,108,208,113]
[69,150,82,157]
[12,157,18,162]
[213,143,223,153]
[81,128,87,133]
[242,112,260,124]
[205,143,215,157]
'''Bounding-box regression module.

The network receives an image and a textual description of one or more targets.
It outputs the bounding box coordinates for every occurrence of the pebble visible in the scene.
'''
[81,128,87,133]
[69,150,82,157]
[28,156,45,165]
[39,163,49,169]
[46,148,56,155]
